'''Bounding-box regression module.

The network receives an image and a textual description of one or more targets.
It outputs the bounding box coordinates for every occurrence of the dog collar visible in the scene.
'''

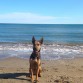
[33,50,40,54]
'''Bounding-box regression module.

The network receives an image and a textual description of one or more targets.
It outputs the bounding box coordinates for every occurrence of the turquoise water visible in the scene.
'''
[0,24,83,59]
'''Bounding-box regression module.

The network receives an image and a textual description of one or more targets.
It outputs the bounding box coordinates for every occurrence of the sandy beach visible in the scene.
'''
[0,57,83,83]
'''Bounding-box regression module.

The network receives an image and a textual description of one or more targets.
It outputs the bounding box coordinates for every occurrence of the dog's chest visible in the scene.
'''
[30,52,41,60]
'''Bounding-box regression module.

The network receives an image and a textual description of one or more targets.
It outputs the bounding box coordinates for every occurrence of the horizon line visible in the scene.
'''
[0,23,83,25]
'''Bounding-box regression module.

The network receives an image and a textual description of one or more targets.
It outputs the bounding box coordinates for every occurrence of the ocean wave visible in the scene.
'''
[0,43,83,60]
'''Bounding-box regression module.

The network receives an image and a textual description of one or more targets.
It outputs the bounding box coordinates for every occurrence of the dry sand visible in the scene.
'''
[0,57,83,83]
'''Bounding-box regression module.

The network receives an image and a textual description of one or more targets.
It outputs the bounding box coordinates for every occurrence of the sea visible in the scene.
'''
[0,24,83,60]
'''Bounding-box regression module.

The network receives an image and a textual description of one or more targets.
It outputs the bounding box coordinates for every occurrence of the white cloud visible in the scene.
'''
[0,12,70,24]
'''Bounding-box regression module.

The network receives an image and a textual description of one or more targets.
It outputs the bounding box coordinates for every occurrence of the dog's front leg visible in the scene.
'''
[38,59,42,77]
[30,61,34,82]
[31,68,34,82]
[36,64,39,81]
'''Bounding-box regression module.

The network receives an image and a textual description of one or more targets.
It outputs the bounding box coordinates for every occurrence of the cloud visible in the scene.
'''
[0,12,70,24]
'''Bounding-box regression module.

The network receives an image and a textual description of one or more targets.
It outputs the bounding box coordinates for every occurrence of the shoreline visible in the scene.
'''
[0,56,83,60]
[0,57,83,83]
[0,55,83,61]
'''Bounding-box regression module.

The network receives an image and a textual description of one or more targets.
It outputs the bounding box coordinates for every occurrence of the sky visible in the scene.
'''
[0,0,83,24]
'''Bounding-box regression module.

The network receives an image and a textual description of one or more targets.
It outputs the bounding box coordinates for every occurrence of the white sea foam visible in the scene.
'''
[0,43,83,60]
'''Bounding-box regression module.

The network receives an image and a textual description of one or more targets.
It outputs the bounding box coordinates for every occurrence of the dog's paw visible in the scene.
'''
[34,80,39,83]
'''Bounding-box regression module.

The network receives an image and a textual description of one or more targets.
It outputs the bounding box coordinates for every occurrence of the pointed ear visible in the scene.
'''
[40,37,43,44]
[32,36,35,44]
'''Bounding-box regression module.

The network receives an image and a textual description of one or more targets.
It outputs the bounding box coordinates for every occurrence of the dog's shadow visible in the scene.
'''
[0,73,31,81]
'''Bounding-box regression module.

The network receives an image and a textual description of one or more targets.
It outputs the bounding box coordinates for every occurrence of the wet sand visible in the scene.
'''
[0,57,83,83]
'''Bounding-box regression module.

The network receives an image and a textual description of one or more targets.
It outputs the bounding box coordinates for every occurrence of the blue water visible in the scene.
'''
[0,24,83,43]
[0,24,83,60]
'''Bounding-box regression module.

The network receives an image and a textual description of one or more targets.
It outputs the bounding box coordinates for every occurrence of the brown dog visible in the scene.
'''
[29,36,43,82]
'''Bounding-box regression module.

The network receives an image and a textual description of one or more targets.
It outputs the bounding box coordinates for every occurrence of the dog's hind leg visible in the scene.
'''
[38,66,42,77]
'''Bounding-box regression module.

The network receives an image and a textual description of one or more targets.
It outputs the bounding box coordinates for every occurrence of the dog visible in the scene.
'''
[29,36,43,82]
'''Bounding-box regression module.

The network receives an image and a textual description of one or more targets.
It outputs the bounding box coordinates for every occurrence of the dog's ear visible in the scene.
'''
[32,36,35,44]
[40,37,43,44]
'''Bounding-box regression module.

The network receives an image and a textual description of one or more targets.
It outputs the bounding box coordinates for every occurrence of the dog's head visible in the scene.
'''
[32,36,43,52]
